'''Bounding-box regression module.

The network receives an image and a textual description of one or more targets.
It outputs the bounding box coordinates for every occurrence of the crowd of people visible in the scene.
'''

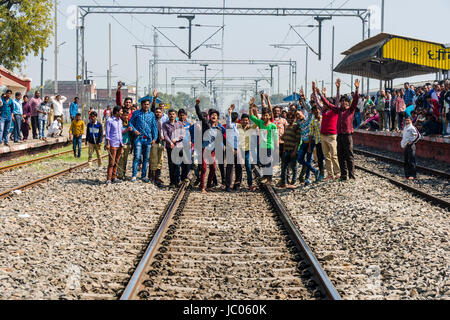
[0,89,77,145]
[81,78,419,190]
[1,76,428,187]
[356,80,450,137]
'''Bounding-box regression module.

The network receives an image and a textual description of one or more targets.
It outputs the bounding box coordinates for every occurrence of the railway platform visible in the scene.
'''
[0,126,72,162]
[353,129,450,164]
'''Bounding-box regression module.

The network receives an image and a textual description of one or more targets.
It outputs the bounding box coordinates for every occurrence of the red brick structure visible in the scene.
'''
[353,129,450,164]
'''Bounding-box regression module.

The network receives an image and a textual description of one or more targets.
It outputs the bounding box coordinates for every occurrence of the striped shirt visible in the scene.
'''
[273,117,288,144]
[297,112,313,142]
[309,115,321,144]
[283,124,301,152]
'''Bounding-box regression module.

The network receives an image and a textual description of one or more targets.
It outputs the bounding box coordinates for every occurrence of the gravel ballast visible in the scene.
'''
[0,165,173,300]
[276,174,449,300]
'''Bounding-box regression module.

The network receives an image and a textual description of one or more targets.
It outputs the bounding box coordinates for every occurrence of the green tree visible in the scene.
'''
[0,0,54,70]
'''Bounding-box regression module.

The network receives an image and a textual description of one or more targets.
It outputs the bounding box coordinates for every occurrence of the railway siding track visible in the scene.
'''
[0,147,88,174]
[354,148,450,179]
[121,171,340,300]
[354,151,450,209]
[0,155,107,200]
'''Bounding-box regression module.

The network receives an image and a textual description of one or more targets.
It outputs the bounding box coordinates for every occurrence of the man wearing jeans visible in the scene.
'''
[129,99,158,182]
[12,92,23,143]
[0,90,14,146]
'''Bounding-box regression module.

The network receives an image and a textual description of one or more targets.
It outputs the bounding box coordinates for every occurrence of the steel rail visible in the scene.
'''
[356,165,450,210]
[254,167,341,300]
[120,181,189,300]
[0,155,108,200]
[354,148,450,180]
[0,148,87,174]
[0,140,77,162]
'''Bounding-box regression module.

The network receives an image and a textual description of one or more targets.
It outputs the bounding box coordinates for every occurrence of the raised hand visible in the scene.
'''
[355,79,360,89]
[336,78,341,89]
[312,81,316,91]
[153,89,158,97]
[264,92,269,99]
[195,98,200,105]
[249,97,255,106]
[299,88,304,97]
[228,104,235,114]
[322,87,327,96]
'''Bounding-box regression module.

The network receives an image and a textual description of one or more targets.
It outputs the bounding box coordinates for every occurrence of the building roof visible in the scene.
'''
[0,66,32,93]
[334,33,450,81]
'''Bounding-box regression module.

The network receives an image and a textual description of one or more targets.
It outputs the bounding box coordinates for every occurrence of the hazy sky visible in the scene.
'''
[21,0,450,105]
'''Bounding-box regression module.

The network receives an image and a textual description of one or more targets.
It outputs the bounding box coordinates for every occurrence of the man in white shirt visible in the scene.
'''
[401,116,421,180]
[50,95,67,132]
[47,118,62,138]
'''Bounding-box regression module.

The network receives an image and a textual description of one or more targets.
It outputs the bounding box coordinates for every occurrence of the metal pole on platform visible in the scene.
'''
[331,26,335,97]
[54,0,58,94]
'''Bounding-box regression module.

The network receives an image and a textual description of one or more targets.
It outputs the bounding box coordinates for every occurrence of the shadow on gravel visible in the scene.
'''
[65,178,104,186]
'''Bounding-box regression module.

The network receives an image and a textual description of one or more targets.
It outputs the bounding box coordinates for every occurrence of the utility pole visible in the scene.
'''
[108,23,112,103]
[314,16,332,61]
[178,15,195,59]
[331,26,335,97]
[54,0,58,94]
[165,68,168,95]
[269,64,276,93]
[40,49,45,97]
[200,64,209,87]
[107,69,110,104]
[305,47,309,97]
[153,31,159,91]
[135,45,139,100]
[380,0,385,92]
[277,66,280,95]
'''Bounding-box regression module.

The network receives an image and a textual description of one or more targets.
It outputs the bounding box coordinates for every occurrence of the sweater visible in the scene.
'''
[86,121,104,144]
[69,120,86,137]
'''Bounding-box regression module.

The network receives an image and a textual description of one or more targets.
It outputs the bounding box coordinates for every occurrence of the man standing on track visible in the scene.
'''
[313,81,340,180]
[335,79,360,181]
[105,106,124,185]
[162,109,186,188]
[129,98,158,183]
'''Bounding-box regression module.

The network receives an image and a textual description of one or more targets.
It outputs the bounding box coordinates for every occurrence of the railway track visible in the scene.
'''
[0,155,107,200]
[0,139,77,162]
[354,148,450,179]
[0,147,87,174]
[120,170,340,300]
[354,148,449,209]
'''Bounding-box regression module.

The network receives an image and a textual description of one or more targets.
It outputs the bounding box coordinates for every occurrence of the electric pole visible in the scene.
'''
[40,49,45,97]
[108,23,112,103]
[54,0,58,94]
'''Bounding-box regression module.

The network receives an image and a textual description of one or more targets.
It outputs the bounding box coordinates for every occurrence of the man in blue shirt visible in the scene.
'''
[69,97,79,122]
[0,90,14,146]
[129,98,158,182]
[404,82,416,107]
[12,92,24,143]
